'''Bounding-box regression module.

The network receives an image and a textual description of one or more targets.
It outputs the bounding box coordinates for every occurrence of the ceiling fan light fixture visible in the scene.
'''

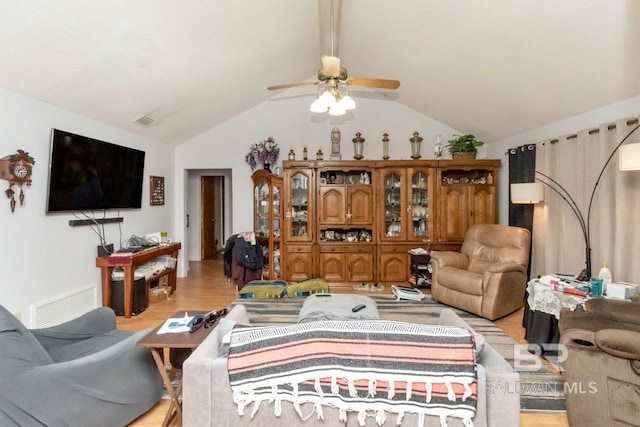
[328,102,346,116]
[310,88,337,113]
[320,89,336,106]
[340,93,356,111]
[310,97,329,113]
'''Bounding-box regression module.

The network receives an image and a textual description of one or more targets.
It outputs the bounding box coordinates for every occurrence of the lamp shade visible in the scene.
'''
[619,143,640,170]
[510,182,544,204]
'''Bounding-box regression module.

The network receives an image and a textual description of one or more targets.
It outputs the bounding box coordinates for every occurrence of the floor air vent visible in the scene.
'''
[30,284,98,328]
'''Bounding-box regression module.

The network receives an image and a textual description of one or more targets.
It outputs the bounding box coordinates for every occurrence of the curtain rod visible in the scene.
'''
[505,117,640,154]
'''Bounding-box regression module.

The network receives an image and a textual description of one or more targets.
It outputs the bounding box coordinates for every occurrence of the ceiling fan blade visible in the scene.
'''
[346,78,401,90]
[267,81,318,90]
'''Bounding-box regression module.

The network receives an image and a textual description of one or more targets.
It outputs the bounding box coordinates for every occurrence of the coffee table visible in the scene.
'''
[136,310,217,427]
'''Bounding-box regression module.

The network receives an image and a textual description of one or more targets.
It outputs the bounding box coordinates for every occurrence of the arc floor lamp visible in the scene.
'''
[511,122,640,281]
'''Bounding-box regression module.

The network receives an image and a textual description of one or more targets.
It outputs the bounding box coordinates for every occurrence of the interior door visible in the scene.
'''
[201,176,223,259]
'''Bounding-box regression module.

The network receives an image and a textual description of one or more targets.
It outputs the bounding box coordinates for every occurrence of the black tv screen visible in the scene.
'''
[46,129,146,213]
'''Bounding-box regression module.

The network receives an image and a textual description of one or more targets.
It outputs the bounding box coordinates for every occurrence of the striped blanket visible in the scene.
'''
[227,320,477,426]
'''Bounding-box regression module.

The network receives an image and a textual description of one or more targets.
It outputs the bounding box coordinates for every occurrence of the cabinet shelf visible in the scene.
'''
[146,267,175,285]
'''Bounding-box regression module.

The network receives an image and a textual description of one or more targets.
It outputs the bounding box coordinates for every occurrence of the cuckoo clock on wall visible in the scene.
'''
[0,149,35,213]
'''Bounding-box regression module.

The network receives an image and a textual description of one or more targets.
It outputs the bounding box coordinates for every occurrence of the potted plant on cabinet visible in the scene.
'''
[446,134,484,159]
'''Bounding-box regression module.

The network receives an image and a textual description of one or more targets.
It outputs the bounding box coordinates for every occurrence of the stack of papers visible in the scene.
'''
[111,262,166,280]
[408,248,430,255]
[157,315,194,334]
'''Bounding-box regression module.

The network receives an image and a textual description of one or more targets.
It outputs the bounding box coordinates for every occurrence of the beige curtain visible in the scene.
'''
[531,116,640,284]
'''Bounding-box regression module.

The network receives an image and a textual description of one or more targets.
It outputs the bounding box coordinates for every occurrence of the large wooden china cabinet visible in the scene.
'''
[277,158,500,289]
[252,169,283,279]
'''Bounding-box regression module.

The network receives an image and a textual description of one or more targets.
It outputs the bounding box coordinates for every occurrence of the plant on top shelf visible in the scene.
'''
[445,134,484,159]
[245,137,280,171]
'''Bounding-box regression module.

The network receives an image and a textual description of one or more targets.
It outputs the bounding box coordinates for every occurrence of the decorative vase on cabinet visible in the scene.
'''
[252,169,283,279]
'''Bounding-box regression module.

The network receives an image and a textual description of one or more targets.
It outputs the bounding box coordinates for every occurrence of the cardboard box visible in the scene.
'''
[607,282,639,299]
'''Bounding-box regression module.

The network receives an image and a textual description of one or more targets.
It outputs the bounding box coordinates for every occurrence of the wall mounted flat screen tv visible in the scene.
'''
[46,129,146,213]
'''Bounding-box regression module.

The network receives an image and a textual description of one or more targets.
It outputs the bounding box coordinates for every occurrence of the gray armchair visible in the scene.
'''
[430,224,531,320]
[0,304,162,427]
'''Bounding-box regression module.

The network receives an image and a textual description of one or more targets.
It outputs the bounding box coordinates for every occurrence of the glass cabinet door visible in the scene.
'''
[273,184,281,238]
[383,170,403,239]
[410,169,429,239]
[254,179,269,238]
[272,183,281,277]
[288,171,311,241]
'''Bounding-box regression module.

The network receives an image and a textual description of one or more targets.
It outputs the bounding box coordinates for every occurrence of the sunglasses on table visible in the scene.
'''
[204,308,228,328]
[188,308,228,333]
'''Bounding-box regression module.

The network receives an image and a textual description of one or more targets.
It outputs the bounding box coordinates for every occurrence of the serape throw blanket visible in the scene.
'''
[227,320,477,427]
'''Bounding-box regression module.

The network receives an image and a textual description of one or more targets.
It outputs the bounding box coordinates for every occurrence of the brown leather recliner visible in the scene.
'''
[559,298,640,427]
[430,224,531,320]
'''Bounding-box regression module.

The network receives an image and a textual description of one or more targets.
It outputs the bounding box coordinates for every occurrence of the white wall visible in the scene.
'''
[174,86,464,269]
[0,88,174,325]
[486,95,640,224]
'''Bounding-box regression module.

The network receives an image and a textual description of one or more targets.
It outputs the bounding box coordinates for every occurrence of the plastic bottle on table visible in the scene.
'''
[598,262,612,294]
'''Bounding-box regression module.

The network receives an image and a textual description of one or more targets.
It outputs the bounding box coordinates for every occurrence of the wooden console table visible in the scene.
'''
[96,242,181,318]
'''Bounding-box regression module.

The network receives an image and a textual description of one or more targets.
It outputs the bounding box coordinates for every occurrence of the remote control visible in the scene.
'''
[352,304,366,312]
[315,293,332,297]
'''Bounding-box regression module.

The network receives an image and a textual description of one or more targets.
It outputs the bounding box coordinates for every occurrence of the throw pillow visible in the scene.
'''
[286,278,330,297]
[239,280,287,299]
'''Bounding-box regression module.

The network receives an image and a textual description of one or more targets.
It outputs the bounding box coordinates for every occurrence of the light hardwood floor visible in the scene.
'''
[121,259,568,427]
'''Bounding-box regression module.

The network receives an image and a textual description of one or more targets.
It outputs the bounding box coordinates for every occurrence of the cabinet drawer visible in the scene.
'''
[349,245,374,253]
[379,245,409,254]
[319,245,346,253]
[286,245,313,253]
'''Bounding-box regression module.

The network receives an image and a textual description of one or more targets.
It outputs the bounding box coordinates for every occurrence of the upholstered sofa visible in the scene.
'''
[0,305,163,427]
[182,305,520,427]
[559,298,640,426]
[431,224,531,320]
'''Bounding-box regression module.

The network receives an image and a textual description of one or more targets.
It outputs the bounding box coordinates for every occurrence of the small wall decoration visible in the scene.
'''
[330,127,342,160]
[150,176,165,206]
[0,149,35,213]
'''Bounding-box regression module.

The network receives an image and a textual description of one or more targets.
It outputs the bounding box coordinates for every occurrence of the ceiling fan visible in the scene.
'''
[267,0,400,116]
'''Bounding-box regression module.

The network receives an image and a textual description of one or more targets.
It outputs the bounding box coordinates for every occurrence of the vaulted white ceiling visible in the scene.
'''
[1,0,639,146]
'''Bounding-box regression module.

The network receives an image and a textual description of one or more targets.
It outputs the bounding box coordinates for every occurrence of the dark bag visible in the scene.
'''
[234,237,264,270]
[223,234,238,278]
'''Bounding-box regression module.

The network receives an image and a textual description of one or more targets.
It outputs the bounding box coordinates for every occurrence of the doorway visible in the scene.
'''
[201,176,224,259]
